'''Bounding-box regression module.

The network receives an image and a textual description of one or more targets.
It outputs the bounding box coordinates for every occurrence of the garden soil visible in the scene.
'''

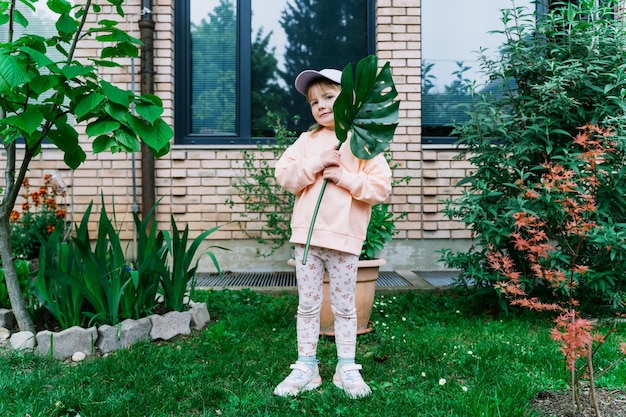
[531,389,626,416]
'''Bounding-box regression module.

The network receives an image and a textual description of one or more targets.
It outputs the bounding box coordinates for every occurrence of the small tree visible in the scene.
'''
[487,125,626,416]
[0,0,172,333]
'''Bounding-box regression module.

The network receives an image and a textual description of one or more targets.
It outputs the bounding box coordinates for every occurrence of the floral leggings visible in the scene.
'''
[294,244,359,359]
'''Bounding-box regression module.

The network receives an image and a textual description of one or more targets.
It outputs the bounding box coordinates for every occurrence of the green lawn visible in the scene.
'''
[1,289,624,417]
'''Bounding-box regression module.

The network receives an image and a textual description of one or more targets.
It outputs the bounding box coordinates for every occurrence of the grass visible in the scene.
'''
[1,289,625,417]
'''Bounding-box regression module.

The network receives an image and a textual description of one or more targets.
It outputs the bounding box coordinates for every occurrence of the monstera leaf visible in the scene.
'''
[334,55,400,159]
[302,56,400,264]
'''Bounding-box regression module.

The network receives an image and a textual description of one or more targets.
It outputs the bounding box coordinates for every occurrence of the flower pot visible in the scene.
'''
[289,258,386,336]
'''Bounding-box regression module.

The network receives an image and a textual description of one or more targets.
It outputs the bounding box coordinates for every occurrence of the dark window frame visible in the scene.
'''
[174,0,376,146]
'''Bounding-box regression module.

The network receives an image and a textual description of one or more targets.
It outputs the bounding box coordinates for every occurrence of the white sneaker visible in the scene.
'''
[273,361,322,397]
[333,363,372,399]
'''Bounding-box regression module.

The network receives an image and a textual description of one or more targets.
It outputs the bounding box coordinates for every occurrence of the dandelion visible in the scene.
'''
[438,378,446,386]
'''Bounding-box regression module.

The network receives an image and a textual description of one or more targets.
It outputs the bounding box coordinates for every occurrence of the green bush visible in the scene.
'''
[439,1,626,313]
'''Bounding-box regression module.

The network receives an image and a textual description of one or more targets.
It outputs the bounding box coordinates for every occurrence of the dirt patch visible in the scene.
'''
[531,389,626,417]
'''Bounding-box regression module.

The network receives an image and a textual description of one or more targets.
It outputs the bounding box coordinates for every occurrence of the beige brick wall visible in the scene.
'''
[2,0,473,272]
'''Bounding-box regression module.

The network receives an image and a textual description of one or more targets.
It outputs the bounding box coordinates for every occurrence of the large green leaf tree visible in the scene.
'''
[0,0,172,332]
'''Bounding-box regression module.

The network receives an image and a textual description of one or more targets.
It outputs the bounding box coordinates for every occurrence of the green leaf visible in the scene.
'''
[101,80,133,107]
[0,53,30,91]
[114,128,141,152]
[101,43,139,59]
[56,14,78,36]
[135,99,164,124]
[88,58,123,68]
[28,74,59,96]
[62,64,96,80]
[86,119,120,137]
[130,116,172,153]
[13,9,29,28]
[47,0,73,15]
[21,46,54,67]
[74,92,105,120]
[334,55,400,160]
[5,108,44,136]
[47,125,86,169]
[93,134,116,153]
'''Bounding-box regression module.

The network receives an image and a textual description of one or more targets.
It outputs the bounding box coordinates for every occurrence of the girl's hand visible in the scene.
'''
[322,165,343,184]
[320,150,341,168]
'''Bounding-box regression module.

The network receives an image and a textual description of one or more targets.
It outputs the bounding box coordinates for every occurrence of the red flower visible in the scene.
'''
[9,210,20,222]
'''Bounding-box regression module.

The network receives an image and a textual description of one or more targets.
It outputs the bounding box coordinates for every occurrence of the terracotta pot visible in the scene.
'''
[288,258,386,336]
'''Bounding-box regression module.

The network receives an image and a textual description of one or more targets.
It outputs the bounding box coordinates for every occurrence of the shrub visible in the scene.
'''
[486,125,626,416]
[439,1,626,313]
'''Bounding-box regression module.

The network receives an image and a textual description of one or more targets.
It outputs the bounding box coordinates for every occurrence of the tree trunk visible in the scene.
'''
[0,217,35,333]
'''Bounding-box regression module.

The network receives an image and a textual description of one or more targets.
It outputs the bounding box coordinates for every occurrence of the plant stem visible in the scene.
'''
[587,347,601,417]
[302,179,328,265]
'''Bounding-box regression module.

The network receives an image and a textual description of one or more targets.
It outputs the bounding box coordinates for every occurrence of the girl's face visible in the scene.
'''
[307,82,340,129]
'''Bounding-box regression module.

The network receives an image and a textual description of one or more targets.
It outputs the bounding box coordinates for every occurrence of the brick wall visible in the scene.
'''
[1,0,473,272]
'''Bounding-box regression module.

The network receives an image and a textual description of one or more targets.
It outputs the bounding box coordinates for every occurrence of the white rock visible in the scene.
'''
[72,351,86,362]
[10,331,35,351]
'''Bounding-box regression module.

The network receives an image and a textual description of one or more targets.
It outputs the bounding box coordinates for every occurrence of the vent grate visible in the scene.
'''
[194,270,411,288]
[412,270,460,287]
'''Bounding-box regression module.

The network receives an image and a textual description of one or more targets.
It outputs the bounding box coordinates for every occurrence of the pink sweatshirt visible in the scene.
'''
[275,128,392,256]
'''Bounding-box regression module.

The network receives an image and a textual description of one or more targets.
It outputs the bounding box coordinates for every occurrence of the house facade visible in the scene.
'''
[3,0,550,273]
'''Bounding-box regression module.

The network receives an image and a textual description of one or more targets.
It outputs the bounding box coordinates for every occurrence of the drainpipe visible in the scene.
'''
[139,0,155,220]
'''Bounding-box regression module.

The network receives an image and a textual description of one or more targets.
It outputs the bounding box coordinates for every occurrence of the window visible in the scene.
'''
[421,0,537,145]
[174,0,375,145]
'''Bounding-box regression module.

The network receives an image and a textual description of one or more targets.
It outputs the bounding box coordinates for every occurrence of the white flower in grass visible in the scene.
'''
[421,372,426,378]
[462,386,468,392]
[467,350,473,355]
[402,317,407,321]
[439,378,447,386]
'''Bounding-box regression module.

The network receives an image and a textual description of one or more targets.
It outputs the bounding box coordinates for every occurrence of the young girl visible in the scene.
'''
[273,68,392,398]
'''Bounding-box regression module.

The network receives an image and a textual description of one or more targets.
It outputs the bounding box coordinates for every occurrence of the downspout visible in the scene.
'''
[139,0,155,220]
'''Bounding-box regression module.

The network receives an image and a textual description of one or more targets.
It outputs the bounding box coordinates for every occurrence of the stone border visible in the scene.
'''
[0,301,210,361]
